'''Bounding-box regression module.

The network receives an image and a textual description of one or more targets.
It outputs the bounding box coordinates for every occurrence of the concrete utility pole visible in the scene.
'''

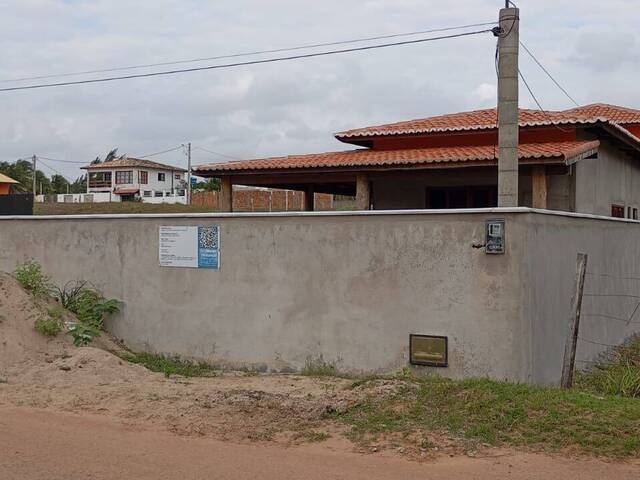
[32,154,37,195]
[496,5,520,207]
[187,142,192,205]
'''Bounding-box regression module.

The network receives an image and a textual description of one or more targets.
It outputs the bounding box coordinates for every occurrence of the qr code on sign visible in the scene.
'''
[198,226,219,249]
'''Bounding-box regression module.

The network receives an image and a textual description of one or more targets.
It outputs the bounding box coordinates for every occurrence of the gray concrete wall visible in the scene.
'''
[575,140,640,217]
[0,211,530,380]
[523,212,640,383]
[1,209,638,383]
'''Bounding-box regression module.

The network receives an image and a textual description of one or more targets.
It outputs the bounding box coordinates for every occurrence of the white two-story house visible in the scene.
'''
[82,157,188,203]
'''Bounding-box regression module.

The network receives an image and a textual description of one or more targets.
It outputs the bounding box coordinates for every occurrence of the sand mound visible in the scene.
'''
[0,272,150,384]
[0,272,71,376]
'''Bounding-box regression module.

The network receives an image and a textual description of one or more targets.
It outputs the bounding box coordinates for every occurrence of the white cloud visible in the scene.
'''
[0,0,638,181]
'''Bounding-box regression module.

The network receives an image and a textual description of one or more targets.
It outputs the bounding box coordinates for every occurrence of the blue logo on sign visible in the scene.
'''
[197,226,219,269]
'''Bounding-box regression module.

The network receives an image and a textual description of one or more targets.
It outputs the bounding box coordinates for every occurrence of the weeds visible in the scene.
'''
[55,282,120,346]
[575,335,640,398]
[14,260,121,346]
[14,259,52,301]
[34,316,63,336]
[336,374,640,457]
[301,354,340,377]
[119,352,217,378]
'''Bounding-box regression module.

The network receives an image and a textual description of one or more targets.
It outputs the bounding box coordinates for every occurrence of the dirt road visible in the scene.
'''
[1,407,638,480]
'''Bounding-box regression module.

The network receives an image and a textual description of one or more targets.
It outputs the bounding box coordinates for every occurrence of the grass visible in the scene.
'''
[34,316,63,336]
[301,354,341,377]
[575,335,640,398]
[119,351,217,378]
[35,202,213,215]
[337,374,640,457]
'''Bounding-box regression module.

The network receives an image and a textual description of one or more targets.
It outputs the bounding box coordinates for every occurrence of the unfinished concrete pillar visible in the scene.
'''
[355,173,371,210]
[219,177,232,212]
[532,165,547,209]
[497,6,520,207]
[304,186,314,211]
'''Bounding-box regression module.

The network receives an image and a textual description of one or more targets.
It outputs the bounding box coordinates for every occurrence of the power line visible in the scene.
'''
[37,158,75,183]
[518,69,573,133]
[0,22,497,85]
[519,41,579,107]
[38,155,87,165]
[193,146,238,161]
[137,146,183,159]
[0,29,494,93]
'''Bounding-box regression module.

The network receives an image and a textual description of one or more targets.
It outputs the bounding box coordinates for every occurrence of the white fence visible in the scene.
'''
[35,191,186,204]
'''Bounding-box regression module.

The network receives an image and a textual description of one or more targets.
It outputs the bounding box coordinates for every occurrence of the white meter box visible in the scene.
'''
[159,225,219,268]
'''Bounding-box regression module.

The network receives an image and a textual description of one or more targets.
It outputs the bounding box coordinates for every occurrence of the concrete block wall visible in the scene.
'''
[1,209,638,383]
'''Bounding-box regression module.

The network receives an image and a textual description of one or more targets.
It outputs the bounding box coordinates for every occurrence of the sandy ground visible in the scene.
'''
[2,272,640,478]
[2,406,639,480]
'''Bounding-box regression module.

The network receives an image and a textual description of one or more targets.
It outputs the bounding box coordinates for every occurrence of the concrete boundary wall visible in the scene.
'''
[1,208,638,383]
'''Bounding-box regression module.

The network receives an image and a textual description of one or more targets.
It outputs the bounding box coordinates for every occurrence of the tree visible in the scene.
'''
[50,174,70,194]
[69,175,87,193]
[193,178,221,192]
[92,148,124,165]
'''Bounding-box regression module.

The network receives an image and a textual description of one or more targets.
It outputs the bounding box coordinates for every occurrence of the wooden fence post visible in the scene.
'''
[560,252,588,388]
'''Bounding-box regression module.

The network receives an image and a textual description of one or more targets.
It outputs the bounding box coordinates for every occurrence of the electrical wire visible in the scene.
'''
[137,146,184,158]
[0,29,494,93]
[0,22,497,85]
[518,69,574,133]
[37,155,87,165]
[193,146,238,161]
[37,158,75,183]
[519,41,579,107]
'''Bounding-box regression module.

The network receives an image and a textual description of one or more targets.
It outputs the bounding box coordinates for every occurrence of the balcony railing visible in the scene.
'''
[88,180,111,189]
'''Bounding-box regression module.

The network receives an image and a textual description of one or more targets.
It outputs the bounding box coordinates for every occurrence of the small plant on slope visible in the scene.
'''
[14,259,53,301]
[55,282,120,346]
[34,317,63,336]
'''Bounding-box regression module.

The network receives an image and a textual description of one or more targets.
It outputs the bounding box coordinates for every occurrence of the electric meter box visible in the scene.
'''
[485,219,505,254]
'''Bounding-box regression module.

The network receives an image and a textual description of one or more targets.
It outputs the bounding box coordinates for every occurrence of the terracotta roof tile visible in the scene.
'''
[335,103,640,138]
[82,157,186,172]
[193,141,600,174]
[0,173,19,184]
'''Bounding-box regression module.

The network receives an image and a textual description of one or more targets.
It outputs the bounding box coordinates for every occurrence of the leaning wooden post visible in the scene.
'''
[560,252,588,388]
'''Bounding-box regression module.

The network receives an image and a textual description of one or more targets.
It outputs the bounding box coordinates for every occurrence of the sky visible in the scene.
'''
[1,0,638,181]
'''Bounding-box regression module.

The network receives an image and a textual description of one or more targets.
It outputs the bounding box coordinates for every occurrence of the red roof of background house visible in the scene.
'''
[193,103,640,175]
[82,157,187,172]
[334,104,640,139]
[194,141,599,173]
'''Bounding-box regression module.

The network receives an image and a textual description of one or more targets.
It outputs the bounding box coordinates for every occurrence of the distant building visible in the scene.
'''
[194,103,640,218]
[81,157,187,203]
[0,173,19,195]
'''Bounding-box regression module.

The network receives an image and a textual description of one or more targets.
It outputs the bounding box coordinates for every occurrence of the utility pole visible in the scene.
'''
[495,4,520,207]
[187,142,192,205]
[32,154,37,196]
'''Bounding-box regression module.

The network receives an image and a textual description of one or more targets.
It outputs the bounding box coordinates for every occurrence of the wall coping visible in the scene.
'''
[1,207,640,224]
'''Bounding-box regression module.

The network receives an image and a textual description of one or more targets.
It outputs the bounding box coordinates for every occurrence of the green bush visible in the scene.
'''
[575,335,640,398]
[14,260,53,300]
[54,281,120,346]
[34,317,63,336]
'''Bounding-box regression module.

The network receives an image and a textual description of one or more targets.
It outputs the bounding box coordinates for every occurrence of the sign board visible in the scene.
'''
[409,334,448,367]
[159,225,219,268]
